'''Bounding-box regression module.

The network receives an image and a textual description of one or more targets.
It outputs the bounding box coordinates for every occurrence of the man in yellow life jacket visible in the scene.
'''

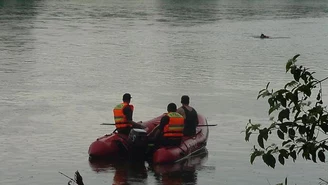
[150,103,184,146]
[113,93,145,135]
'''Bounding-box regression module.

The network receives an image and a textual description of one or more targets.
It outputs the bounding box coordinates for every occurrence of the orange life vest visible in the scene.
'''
[113,103,134,129]
[163,112,184,138]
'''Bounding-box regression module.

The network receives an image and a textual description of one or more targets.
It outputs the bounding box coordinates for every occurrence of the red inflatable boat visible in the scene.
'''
[88,114,209,164]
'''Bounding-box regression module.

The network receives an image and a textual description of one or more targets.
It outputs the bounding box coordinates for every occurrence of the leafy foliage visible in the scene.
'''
[245,54,328,168]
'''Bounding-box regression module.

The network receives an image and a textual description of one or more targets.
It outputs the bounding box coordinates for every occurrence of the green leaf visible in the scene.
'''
[302,114,308,123]
[303,85,311,97]
[250,150,263,164]
[288,128,295,140]
[278,109,290,122]
[298,126,306,135]
[258,135,264,148]
[286,59,293,72]
[292,54,300,61]
[280,125,288,133]
[269,103,281,115]
[279,149,289,158]
[285,177,288,185]
[250,152,257,164]
[268,97,274,107]
[263,154,276,168]
[296,138,307,143]
[282,140,292,146]
[276,92,287,107]
[320,124,328,133]
[284,81,298,89]
[258,88,267,95]
[250,124,261,131]
[293,68,301,82]
[290,151,297,161]
[316,91,321,101]
[280,98,287,107]
[277,130,284,140]
[245,132,252,141]
[310,149,317,163]
[318,150,325,162]
[278,154,285,165]
[258,90,271,99]
[302,148,310,160]
[261,128,269,141]
[321,114,328,122]
[300,72,308,84]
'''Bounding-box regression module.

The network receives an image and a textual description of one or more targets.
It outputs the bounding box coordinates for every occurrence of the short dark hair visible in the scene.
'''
[181,95,190,105]
[167,103,177,112]
[122,93,132,101]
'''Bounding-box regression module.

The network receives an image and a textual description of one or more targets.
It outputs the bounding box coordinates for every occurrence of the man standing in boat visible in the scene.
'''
[177,95,199,136]
[113,93,145,135]
[154,103,185,146]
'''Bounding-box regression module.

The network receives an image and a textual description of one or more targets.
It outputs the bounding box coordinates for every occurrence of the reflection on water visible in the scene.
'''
[89,150,209,185]
[151,150,209,185]
[0,0,38,51]
[0,0,39,75]
[156,0,219,26]
[0,0,40,133]
[89,159,148,185]
[89,150,210,185]
[156,0,328,25]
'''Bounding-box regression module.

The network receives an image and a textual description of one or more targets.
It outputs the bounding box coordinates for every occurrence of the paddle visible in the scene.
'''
[198,124,217,127]
[100,123,217,127]
[101,123,116,125]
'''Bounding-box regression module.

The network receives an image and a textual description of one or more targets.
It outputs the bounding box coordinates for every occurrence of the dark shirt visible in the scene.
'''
[158,115,169,131]
[182,106,198,136]
[123,105,133,121]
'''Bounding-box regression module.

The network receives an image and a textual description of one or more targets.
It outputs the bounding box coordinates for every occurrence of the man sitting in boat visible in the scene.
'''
[177,95,199,137]
[113,93,145,135]
[149,103,185,146]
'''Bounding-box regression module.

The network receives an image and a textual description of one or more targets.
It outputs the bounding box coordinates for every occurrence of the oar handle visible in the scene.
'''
[100,123,115,125]
[197,124,217,127]
[100,123,217,126]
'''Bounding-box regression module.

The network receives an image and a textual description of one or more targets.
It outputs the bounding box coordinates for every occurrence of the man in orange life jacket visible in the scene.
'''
[113,93,145,135]
[177,95,199,136]
[153,103,184,146]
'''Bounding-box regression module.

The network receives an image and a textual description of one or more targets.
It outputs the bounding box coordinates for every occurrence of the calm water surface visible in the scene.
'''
[1,0,328,184]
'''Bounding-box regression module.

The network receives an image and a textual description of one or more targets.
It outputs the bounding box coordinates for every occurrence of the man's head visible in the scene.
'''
[181,95,190,105]
[167,103,177,112]
[122,93,132,102]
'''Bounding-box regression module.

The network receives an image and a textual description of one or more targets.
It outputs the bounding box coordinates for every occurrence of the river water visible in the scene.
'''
[1,0,328,184]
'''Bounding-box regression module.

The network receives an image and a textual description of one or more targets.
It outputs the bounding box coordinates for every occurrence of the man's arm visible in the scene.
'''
[158,115,169,131]
[148,115,169,137]
[193,108,199,126]
[177,107,186,119]
[123,106,145,129]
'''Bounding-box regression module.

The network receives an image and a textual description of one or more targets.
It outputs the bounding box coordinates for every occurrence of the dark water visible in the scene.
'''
[1,0,328,184]
[88,150,209,185]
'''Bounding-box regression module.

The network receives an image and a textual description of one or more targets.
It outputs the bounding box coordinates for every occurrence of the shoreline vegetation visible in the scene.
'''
[244,55,328,185]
